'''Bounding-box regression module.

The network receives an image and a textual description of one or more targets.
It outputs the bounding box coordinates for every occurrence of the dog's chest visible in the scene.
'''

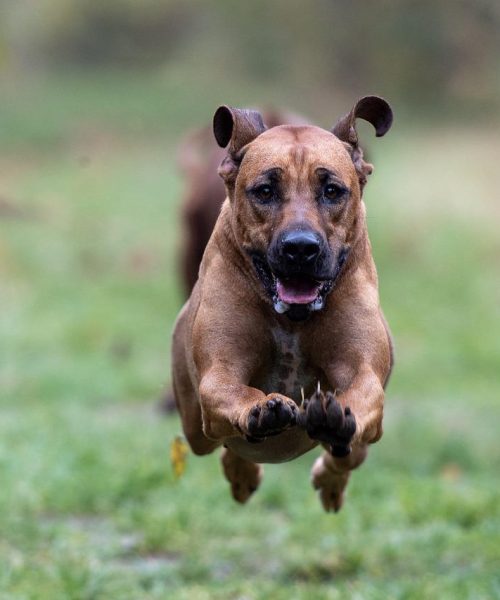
[255,328,316,403]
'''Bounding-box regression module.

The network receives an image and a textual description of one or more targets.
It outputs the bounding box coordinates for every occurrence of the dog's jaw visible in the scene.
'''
[249,248,349,321]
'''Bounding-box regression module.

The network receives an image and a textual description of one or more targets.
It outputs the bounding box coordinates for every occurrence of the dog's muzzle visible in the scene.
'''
[249,229,350,321]
[272,230,325,311]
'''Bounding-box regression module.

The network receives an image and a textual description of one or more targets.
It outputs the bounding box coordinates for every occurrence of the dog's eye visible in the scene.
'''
[254,184,274,203]
[323,183,340,200]
[324,184,342,202]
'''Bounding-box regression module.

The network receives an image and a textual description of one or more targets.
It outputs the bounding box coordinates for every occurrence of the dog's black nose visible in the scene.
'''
[281,230,321,265]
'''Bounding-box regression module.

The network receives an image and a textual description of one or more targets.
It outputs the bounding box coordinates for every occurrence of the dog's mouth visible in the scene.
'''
[274,276,325,313]
[249,250,349,320]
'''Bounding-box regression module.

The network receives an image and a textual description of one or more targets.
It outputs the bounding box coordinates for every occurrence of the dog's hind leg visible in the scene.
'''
[172,372,218,456]
[172,304,219,456]
[311,445,367,512]
[221,447,263,504]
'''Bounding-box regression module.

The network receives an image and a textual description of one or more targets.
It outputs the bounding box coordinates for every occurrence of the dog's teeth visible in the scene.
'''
[273,298,290,314]
[311,297,324,311]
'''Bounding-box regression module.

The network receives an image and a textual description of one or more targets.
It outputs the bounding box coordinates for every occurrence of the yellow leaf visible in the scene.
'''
[170,436,189,479]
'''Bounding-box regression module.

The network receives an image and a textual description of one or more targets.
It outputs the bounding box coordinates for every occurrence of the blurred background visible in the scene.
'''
[1,1,499,598]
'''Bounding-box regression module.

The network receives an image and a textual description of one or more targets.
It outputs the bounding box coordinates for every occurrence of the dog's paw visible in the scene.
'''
[221,448,263,504]
[311,454,349,512]
[244,395,298,442]
[297,386,356,457]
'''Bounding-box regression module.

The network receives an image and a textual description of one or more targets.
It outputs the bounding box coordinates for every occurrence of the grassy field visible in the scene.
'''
[1,72,499,599]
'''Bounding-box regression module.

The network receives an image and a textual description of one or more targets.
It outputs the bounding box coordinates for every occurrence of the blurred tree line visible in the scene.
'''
[1,0,499,112]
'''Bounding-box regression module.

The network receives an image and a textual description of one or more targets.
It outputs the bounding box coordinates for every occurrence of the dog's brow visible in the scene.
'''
[315,167,340,179]
[261,167,283,179]
[246,167,283,193]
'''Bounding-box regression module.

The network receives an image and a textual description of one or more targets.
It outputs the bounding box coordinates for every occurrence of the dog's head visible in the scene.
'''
[213,97,393,321]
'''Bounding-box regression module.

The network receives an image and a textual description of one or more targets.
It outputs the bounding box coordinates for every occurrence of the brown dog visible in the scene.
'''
[171,97,394,512]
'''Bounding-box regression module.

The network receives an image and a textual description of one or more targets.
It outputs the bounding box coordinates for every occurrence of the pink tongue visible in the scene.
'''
[277,277,321,304]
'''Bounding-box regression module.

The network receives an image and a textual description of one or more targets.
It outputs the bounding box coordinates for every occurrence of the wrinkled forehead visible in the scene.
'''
[239,125,355,182]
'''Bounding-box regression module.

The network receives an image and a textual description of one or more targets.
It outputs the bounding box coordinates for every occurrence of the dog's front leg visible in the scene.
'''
[330,363,385,447]
[300,364,385,455]
[302,365,385,512]
[199,367,299,443]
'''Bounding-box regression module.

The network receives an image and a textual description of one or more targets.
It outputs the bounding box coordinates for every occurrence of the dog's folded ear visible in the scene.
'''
[213,106,266,155]
[213,106,266,190]
[332,96,393,191]
[332,96,393,146]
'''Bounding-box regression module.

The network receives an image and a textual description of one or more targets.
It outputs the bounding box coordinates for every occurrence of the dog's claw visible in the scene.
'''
[297,388,356,455]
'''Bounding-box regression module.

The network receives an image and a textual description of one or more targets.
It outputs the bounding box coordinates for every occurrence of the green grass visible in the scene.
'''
[1,71,499,599]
